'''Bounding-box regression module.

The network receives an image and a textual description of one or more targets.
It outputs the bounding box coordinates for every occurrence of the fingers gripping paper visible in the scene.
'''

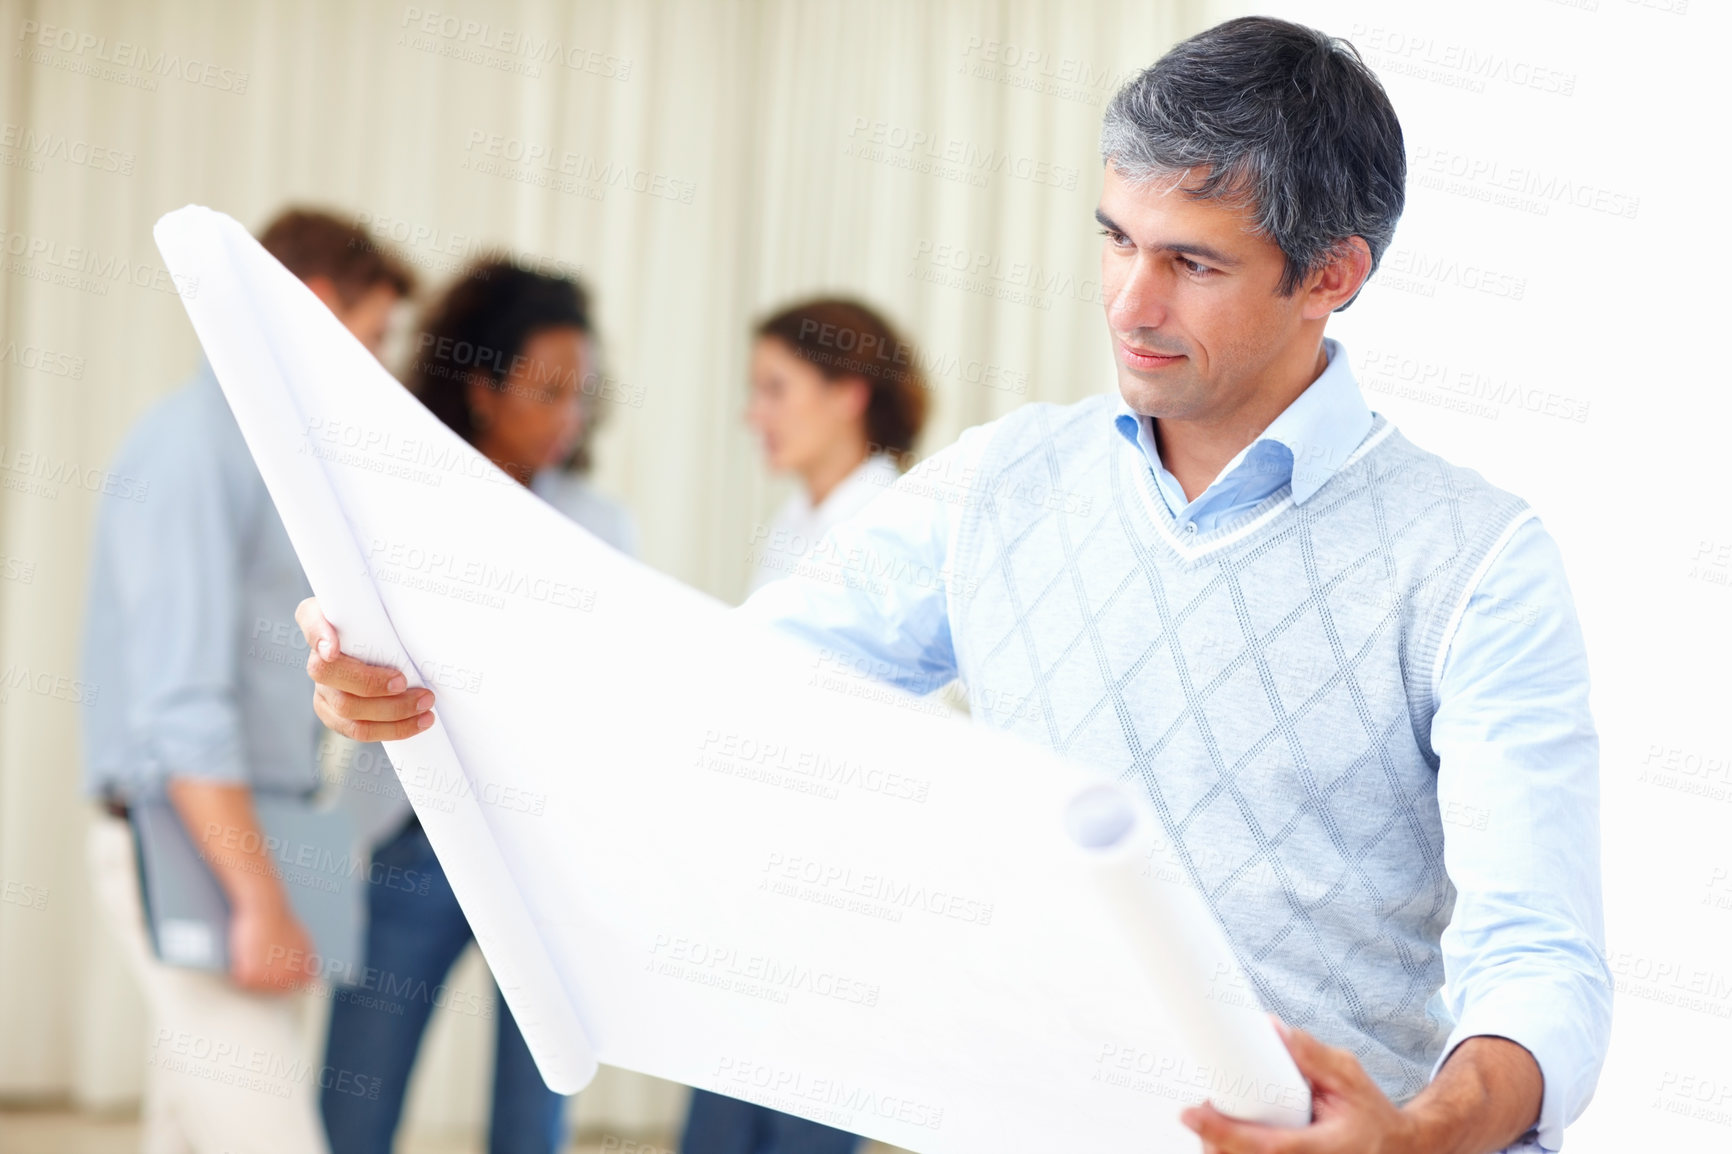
[154,206,1309,1151]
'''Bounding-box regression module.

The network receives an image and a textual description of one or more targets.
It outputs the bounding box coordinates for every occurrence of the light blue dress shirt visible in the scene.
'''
[741,338,1611,1151]
[82,364,327,802]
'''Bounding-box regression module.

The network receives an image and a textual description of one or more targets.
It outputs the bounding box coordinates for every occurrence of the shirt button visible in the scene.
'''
[1184,521,1198,534]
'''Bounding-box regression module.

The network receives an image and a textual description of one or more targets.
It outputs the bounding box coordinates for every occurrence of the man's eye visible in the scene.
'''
[1097,227,1131,247]
[1180,257,1213,277]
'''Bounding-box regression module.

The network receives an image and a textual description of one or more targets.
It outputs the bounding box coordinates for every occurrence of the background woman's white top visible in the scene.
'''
[747,452,901,595]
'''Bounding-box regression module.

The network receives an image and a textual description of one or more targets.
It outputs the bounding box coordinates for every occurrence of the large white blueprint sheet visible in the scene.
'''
[153,206,1309,1152]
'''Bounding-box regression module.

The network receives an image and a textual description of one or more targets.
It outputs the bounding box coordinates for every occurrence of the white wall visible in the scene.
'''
[1207,1,1725,1148]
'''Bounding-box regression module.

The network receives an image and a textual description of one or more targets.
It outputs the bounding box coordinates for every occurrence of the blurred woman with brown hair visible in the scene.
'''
[742,298,928,595]
[682,297,928,1154]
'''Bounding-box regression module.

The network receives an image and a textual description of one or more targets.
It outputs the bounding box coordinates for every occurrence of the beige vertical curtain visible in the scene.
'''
[0,0,1208,1138]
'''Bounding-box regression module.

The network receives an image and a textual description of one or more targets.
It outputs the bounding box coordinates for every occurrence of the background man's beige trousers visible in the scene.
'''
[88,811,330,1154]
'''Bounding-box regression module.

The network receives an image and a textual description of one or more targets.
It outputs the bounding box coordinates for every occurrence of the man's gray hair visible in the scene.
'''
[1100,17,1406,308]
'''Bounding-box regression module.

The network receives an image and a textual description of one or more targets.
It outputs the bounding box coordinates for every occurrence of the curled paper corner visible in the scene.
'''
[1064,781,1312,1127]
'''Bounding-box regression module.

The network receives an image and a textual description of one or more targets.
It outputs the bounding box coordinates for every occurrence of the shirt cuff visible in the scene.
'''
[1498,1138,1548,1154]
[1430,978,1593,1153]
[146,712,248,788]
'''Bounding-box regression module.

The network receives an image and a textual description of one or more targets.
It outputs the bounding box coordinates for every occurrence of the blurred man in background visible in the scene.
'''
[80,207,414,1154]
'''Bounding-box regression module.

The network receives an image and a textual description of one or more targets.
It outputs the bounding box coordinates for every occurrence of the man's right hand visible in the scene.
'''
[296,596,436,742]
[166,776,325,995]
[229,896,318,993]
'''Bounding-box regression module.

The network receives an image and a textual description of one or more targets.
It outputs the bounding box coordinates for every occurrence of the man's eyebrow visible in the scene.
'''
[1092,207,1241,268]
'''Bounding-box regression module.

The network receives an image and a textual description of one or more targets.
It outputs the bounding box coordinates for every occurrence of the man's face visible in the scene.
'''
[1097,164,1313,424]
[305,276,403,359]
[331,283,404,359]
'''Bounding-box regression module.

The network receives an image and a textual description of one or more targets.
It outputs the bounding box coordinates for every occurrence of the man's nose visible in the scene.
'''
[1107,259,1168,334]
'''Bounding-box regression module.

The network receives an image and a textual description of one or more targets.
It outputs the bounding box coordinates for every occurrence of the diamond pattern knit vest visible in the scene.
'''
[950,396,1531,1100]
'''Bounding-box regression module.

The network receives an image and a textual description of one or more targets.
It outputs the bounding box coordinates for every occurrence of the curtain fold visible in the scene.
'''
[0,0,1206,1138]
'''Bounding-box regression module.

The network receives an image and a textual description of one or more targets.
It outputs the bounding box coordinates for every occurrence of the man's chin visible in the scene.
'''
[1114,369,1189,419]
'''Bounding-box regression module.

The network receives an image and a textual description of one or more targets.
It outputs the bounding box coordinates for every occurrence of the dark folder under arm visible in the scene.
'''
[130,791,366,986]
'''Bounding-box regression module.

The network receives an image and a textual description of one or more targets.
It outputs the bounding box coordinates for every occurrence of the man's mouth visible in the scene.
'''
[1118,340,1185,369]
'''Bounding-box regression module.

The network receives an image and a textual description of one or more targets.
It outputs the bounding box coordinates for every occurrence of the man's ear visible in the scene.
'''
[1302,237,1373,318]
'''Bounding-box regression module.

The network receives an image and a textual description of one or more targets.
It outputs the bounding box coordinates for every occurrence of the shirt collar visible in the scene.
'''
[1112,337,1372,507]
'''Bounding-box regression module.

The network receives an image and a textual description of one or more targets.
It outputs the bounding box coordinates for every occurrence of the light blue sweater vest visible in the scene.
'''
[950,396,1531,1101]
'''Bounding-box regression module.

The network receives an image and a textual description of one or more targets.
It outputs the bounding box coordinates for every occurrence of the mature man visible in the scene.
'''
[296,18,1611,1154]
[82,208,414,1154]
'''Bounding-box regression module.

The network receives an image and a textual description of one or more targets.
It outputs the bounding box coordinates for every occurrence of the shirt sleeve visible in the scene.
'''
[734,422,997,695]
[105,413,250,788]
[1427,514,1613,1151]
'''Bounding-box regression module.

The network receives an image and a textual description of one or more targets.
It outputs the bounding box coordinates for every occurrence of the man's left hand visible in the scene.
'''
[1181,1018,1418,1154]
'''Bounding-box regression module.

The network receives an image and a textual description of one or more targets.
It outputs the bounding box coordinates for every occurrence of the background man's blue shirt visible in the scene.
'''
[82,364,325,801]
